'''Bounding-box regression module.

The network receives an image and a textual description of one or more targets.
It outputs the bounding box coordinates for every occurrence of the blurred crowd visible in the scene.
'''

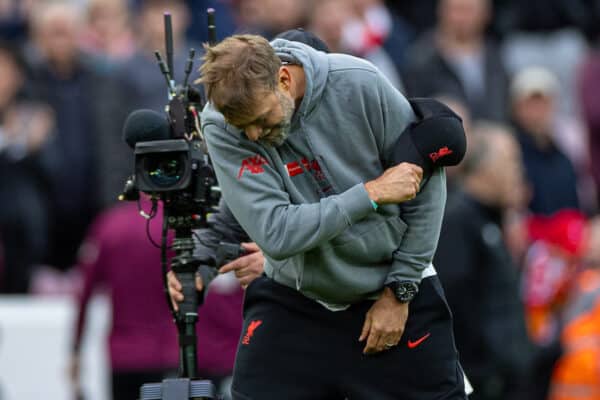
[2,0,600,399]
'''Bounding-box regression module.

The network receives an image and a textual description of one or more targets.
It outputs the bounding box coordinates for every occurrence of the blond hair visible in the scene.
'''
[197,34,281,124]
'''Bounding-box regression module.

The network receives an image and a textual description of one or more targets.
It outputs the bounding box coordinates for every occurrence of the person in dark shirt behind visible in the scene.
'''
[434,122,533,400]
[402,0,509,122]
[27,1,125,270]
[510,66,580,215]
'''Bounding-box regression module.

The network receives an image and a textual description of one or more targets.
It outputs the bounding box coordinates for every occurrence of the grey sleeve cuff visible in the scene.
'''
[335,183,377,225]
[386,260,424,284]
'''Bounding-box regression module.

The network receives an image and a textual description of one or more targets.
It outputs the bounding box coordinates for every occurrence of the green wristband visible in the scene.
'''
[370,199,379,211]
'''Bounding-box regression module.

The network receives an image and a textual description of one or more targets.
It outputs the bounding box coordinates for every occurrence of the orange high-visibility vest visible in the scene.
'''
[548,269,600,400]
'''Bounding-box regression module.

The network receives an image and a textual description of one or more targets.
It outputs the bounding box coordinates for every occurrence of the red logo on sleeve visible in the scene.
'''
[238,155,268,179]
[429,147,454,163]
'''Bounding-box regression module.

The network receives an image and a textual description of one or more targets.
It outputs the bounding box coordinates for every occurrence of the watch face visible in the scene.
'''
[395,282,418,302]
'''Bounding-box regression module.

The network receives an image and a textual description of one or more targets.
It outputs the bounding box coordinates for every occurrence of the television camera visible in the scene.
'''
[120,9,243,400]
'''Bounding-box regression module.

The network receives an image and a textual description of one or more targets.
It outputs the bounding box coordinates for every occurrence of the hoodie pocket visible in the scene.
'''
[297,215,409,303]
[326,215,408,265]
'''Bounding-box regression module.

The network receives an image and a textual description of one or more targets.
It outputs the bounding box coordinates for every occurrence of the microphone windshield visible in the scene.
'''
[123,109,171,148]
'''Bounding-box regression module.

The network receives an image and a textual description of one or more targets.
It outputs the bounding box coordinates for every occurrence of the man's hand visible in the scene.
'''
[219,242,265,288]
[364,162,423,204]
[167,270,203,312]
[359,287,409,354]
[167,243,265,310]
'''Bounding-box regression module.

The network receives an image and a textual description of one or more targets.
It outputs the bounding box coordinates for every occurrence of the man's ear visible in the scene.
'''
[278,66,292,91]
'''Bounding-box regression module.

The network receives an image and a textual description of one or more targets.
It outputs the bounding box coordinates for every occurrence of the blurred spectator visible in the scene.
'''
[71,199,245,400]
[510,66,581,215]
[308,0,403,90]
[80,0,136,66]
[26,1,125,270]
[343,0,414,72]
[233,0,312,38]
[434,123,533,400]
[0,40,53,293]
[402,0,509,122]
[70,199,179,400]
[522,209,588,400]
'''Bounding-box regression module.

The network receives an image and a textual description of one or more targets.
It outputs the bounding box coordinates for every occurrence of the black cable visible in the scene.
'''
[140,198,173,250]
[137,196,158,218]
[146,218,162,249]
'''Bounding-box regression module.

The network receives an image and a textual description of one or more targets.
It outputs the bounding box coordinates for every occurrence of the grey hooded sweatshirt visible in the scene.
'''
[200,39,446,308]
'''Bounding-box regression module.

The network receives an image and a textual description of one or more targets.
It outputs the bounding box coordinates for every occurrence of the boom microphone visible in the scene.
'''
[123,109,171,149]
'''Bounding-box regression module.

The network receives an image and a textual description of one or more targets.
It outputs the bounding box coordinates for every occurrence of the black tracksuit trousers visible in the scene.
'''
[231,275,467,400]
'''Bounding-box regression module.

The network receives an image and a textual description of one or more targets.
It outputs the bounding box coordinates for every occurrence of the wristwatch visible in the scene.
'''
[385,281,419,303]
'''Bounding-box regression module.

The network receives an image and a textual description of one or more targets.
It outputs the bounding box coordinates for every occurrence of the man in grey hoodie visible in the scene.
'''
[180,34,465,399]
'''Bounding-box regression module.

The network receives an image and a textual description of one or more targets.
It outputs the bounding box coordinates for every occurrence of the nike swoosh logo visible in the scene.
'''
[407,332,431,349]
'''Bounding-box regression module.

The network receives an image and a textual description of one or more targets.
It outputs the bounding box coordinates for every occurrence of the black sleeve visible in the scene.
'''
[193,197,251,263]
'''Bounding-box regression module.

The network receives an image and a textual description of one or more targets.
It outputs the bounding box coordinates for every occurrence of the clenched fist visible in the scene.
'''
[365,163,423,204]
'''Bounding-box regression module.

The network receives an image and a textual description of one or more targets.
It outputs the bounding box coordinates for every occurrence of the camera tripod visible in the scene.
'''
[139,212,219,400]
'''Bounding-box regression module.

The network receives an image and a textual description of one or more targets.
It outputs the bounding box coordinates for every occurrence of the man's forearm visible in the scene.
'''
[387,168,447,283]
